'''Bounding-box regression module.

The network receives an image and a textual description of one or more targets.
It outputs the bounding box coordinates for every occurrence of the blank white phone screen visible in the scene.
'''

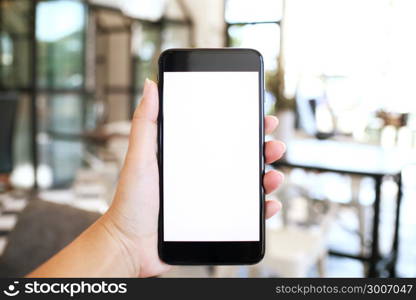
[163,71,260,241]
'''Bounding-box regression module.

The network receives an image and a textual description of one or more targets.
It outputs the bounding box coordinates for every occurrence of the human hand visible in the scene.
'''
[103,79,286,277]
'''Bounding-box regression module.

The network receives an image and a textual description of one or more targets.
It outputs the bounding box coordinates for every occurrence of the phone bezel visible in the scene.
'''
[157,48,265,264]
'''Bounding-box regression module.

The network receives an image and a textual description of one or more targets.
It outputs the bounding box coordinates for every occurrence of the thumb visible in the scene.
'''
[133,78,159,122]
[124,79,159,169]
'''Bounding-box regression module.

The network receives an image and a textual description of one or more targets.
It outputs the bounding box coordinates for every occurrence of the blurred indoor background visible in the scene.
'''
[0,0,416,278]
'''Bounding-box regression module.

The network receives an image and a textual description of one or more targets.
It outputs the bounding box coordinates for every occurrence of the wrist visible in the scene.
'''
[98,211,141,277]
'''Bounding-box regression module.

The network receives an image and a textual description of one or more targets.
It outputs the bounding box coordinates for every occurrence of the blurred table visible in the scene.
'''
[274,138,414,277]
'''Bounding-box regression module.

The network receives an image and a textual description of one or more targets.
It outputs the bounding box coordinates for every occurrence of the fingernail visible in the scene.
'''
[143,78,152,97]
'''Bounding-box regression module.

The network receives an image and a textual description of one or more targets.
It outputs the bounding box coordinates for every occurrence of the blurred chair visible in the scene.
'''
[295,95,335,140]
[259,191,338,277]
[0,199,99,277]
[213,187,339,278]
[295,91,369,257]
[349,175,369,257]
[0,92,19,192]
[263,227,327,277]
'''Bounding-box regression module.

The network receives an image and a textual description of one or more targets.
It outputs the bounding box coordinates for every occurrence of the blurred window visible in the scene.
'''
[38,93,87,186]
[32,1,88,187]
[0,0,193,188]
[36,0,86,89]
[132,22,161,96]
[0,0,31,88]
[0,0,33,189]
[131,20,191,109]
[225,0,282,113]
[284,0,416,121]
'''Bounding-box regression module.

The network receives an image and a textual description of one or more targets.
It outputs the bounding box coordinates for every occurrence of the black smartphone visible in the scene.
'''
[157,48,264,264]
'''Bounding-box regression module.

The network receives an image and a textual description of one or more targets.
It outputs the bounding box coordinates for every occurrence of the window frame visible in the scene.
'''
[0,0,194,188]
